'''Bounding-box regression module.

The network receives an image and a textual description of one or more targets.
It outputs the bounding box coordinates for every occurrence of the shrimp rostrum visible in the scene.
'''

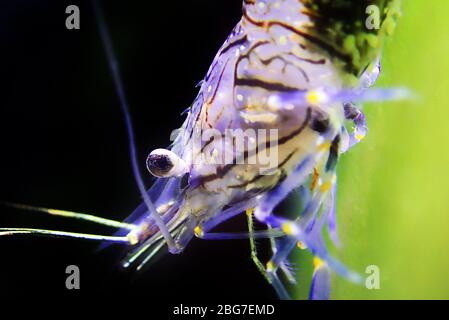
[1,0,404,299]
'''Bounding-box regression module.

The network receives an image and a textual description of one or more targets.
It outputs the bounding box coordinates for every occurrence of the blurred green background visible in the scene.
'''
[294,0,449,300]
[301,0,449,300]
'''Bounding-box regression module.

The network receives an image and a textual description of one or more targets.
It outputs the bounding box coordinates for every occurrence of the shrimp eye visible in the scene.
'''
[146,149,188,178]
[147,153,173,178]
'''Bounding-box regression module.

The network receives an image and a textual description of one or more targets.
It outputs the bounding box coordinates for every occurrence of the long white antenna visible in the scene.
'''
[91,0,177,250]
[2,202,137,230]
[0,228,135,244]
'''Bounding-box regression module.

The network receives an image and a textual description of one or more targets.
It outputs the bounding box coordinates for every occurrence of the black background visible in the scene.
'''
[0,0,288,299]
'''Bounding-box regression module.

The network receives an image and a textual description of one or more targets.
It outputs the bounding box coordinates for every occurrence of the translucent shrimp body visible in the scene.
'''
[128,0,346,260]
[126,0,403,298]
[1,0,404,300]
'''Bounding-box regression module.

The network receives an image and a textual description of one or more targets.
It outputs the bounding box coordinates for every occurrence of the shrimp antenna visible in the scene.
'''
[0,228,133,243]
[0,202,137,230]
[91,0,177,250]
[0,202,139,243]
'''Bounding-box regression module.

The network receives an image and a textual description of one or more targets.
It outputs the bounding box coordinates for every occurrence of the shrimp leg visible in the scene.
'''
[246,209,272,284]
[194,222,284,240]
[249,215,295,300]
[343,103,368,150]
[268,226,297,284]
[255,169,361,283]
[246,210,296,285]
[264,175,333,276]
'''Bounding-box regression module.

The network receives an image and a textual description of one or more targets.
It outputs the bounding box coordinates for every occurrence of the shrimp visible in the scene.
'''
[0,0,405,299]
